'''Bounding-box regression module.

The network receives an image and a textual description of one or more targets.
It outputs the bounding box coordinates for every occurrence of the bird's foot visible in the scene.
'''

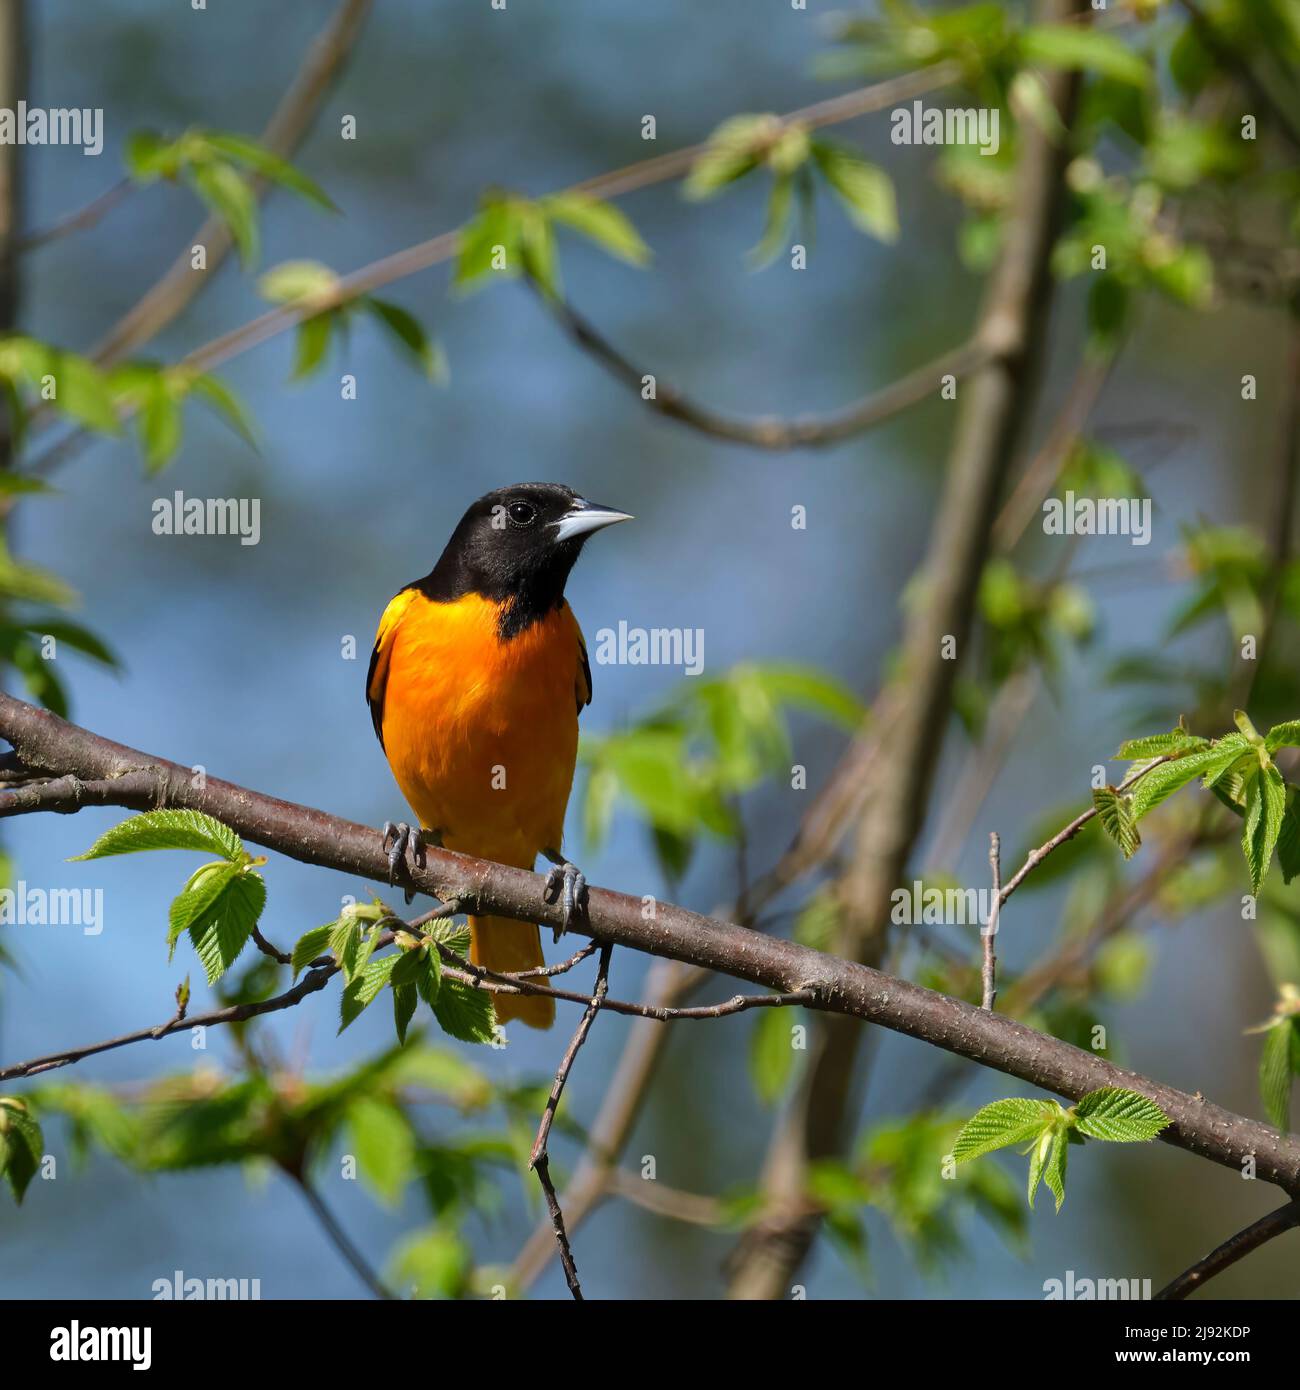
[382,821,426,904]
[542,849,588,943]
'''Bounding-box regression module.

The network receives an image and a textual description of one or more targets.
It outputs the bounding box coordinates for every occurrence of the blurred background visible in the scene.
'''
[0,0,1296,1299]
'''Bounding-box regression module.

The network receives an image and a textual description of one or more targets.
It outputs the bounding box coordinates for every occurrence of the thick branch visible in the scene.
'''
[2,694,1299,1198]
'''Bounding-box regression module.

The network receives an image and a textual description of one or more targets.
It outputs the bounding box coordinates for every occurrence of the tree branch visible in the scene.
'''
[1,693,1298,1203]
[538,287,990,450]
[1155,1199,1300,1300]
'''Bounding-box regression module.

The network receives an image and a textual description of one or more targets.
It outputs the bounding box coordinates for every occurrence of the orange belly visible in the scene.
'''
[379,590,581,870]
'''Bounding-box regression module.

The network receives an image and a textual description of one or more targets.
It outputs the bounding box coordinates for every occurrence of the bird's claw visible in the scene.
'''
[382,821,425,904]
[543,856,588,943]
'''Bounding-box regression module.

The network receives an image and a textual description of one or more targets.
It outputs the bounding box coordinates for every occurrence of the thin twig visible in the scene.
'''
[17,177,133,252]
[1155,1199,1300,1300]
[981,832,1001,1010]
[292,1171,395,1300]
[541,287,990,450]
[530,942,614,1300]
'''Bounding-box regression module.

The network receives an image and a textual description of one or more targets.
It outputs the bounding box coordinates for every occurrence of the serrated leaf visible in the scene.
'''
[543,192,651,266]
[1277,803,1300,885]
[167,861,239,952]
[416,942,442,1007]
[1243,766,1286,896]
[953,1098,1061,1162]
[1259,1019,1295,1132]
[1026,1126,1052,1209]
[1042,1129,1069,1211]
[290,923,334,980]
[186,870,265,985]
[1116,728,1208,759]
[339,954,398,1032]
[1073,1086,1170,1141]
[432,978,496,1044]
[1266,720,1300,754]
[72,810,243,863]
[393,981,418,1045]
[1093,786,1140,859]
[1128,743,1236,822]
[0,1098,43,1203]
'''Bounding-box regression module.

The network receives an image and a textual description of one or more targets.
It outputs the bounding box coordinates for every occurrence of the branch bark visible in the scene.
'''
[2,693,1298,1205]
[726,0,1088,1299]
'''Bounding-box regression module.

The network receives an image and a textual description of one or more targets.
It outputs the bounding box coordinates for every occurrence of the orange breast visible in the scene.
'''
[377,591,582,870]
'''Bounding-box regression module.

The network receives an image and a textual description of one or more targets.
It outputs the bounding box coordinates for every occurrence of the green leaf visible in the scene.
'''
[543,193,651,266]
[1093,786,1140,859]
[167,861,239,952]
[389,1222,471,1299]
[415,941,442,1007]
[453,200,518,291]
[1116,727,1208,760]
[290,924,335,980]
[140,383,183,472]
[257,258,341,306]
[71,810,243,863]
[1042,1128,1069,1211]
[1259,1019,1295,1132]
[0,1098,43,1203]
[184,869,266,985]
[292,312,334,380]
[1243,765,1287,896]
[432,977,496,1045]
[339,955,399,1032]
[750,1006,798,1105]
[748,173,794,269]
[186,373,258,452]
[683,114,775,199]
[22,619,117,668]
[1128,742,1241,822]
[124,129,179,181]
[811,140,898,242]
[362,299,446,382]
[519,203,559,298]
[1073,1086,1170,1142]
[1277,803,1300,885]
[43,351,120,435]
[1266,721,1300,754]
[953,1098,1061,1162]
[1026,1126,1051,1210]
[393,981,418,1045]
[200,131,335,210]
[190,161,259,266]
[1020,24,1150,87]
[345,1096,414,1204]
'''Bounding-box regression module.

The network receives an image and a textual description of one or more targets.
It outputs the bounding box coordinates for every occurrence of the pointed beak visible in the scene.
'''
[551,499,634,544]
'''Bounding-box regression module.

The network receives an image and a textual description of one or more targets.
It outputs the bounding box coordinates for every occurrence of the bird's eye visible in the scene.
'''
[507,500,537,527]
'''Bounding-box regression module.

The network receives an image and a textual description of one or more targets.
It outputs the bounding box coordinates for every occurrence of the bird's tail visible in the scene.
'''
[469,915,555,1030]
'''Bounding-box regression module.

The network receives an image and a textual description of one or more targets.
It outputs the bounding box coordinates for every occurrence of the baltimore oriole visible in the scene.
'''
[366,482,631,1030]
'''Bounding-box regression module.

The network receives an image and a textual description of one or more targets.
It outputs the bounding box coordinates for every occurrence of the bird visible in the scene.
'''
[366,482,632,1030]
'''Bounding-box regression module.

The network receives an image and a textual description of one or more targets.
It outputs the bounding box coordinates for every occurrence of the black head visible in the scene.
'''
[415,482,632,637]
